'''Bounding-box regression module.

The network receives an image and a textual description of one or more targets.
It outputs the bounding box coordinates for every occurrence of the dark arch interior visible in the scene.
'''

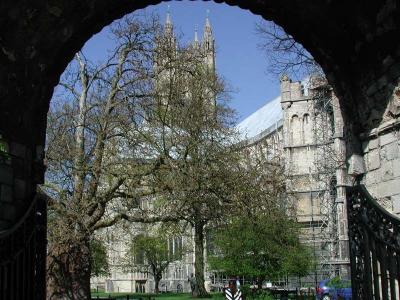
[1,2,400,299]
[1,0,399,147]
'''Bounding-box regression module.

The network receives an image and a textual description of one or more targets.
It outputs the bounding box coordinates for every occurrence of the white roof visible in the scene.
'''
[236,96,283,141]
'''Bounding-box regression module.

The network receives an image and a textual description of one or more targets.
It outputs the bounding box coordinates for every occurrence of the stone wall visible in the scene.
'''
[362,121,400,215]
[280,75,350,278]
[0,138,42,230]
[92,223,196,294]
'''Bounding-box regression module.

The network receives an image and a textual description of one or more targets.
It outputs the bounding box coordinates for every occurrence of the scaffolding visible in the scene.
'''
[308,84,340,281]
[279,78,349,288]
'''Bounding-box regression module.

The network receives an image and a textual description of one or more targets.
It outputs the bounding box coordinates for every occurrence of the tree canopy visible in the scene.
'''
[209,210,313,287]
[90,239,110,278]
[208,150,312,287]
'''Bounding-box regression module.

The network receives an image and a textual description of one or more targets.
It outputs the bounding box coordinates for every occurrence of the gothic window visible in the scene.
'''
[168,236,183,260]
[303,113,313,144]
[134,247,145,265]
[330,176,337,200]
[175,236,183,259]
[206,230,216,255]
[290,115,301,145]
[328,109,335,136]
[288,148,294,172]
[174,266,183,279]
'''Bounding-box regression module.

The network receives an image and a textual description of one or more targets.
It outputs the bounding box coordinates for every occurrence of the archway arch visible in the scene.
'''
[1,0,399,148]
[1,1,400,299]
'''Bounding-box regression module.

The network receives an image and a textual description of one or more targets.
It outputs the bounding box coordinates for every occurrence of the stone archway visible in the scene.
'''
[1,0,400,299]
[0,0,399,228]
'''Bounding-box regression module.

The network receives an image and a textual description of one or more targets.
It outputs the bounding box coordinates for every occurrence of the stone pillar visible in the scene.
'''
[332,93,351,277]
[0,137,43,230]
[0,75,46,231]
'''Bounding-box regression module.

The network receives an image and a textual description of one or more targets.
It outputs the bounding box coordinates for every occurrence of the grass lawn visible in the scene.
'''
[154,293,224,300]
[91,292,225,300]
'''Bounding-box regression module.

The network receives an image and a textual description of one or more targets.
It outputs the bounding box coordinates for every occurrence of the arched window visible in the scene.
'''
[290,115,301,145]
[330,176,337,200]
[303,113,313,144]
[168,236,183,260]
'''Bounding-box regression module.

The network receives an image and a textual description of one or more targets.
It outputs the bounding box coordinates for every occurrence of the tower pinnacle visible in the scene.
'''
[164,6,173,36]
[201,11,215,71]
[203,10,214,52]
[193,24,199,48]
[205,9,211,30]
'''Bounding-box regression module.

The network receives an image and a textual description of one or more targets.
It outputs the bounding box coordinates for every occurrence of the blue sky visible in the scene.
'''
[81,1,281,123]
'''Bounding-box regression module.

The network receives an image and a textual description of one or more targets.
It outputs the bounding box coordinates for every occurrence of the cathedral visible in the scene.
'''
[92,10,400,294]
[238,73,400,285]
[237,76,350,284]
[91,13,218,294]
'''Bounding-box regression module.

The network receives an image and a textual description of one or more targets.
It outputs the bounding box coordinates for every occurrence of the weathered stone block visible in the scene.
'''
[336,171,348,186]
[393,159,400,177]
[380,132,397,146]
[381,161,394,181]
[368,138,379,150]
[362,141,369,153]
[281,91,291,102]
[384,142,399,160]
[367,149,380,170]
[348,154,366,175]
[377,196,393,211]
[0,165,13,185]
[376,179,400,197]
[392,194,400,215]
[365,183,378,197]
[365,172,377,185]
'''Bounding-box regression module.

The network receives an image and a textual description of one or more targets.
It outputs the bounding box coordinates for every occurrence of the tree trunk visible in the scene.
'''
[193,222,209,298]
[154,272,161,294]
[72,53,89,204]
[257,278,263,290]
[47,237,92,300]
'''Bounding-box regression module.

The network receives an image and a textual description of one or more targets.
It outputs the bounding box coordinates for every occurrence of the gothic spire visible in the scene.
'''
[205,11,211,30]
[164,6,173,36]
[202,10,214,52]
[193,25,199,48]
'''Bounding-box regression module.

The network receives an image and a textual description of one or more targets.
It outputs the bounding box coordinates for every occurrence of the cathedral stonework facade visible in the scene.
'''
[238,74,400,285]
[239,76,351,283]
[92,13,400,293]
[91,14,217,294]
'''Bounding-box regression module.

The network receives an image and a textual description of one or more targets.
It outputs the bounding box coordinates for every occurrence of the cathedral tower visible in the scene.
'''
[154,10,177,70]
[202,13,215,72]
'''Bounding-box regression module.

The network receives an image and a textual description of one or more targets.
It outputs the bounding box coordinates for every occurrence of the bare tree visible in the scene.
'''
[132,37,243,297]
[44,14,168,300]
[256,21,323,80]
[45,13,300,300]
